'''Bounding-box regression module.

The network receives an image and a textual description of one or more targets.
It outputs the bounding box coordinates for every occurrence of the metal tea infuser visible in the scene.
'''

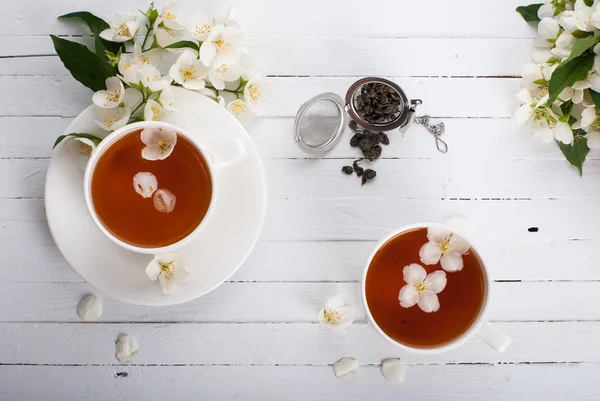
[293,77,448,155]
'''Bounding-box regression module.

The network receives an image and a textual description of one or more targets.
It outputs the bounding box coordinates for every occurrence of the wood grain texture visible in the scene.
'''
[4,239,600,283]
[0,76,520,118]
[1,322,599,364]
[3,0,536,38]
[3,0,600,399]
[2,117,587,161]
[0,38,532,76]
[3,158,600,199]
[2,198,598,242]
[1,364,598,401]
[0,281,599,322]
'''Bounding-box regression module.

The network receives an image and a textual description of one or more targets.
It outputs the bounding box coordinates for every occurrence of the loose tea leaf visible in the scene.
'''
[354,83,401,125]
[342,166,354,174]
[353,159,364,177]
[350,133,363,147]
[378,132,389,145]
[364,169,376,180]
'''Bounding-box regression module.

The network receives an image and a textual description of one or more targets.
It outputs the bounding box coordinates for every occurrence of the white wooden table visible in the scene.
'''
[2,0,600,399]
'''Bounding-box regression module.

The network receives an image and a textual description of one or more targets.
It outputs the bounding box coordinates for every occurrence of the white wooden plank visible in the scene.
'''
[3,238,600,283]
[1,364,597,401]
[1,322,599,365]
[1,117,582,161]
[3,0,537,38]
[0,281,599,322]
[0,76,520,118]
[4,157,599,199]
[2,199,598,241]
[0,38,532,76]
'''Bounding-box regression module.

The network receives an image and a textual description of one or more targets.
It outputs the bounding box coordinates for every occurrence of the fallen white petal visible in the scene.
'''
[115,333,139,363]
[133,172,158,198]
[153,188,176,213]
[76,294,103,322]
[381,358,405,383]
[333,357,359,381]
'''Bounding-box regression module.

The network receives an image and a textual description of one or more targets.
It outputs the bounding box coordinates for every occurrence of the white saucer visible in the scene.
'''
[45,88,267,306]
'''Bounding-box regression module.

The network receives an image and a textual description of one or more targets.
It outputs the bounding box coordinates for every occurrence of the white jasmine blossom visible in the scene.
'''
[160,3,185,30]
[560,0,597,32]
[187,11,215,41]
[318,295,355,332]
[157,86,175,111]
[537,17,561,48]
[66,137,96,171]
[93,106,131,131]
[333,357,359,381]
[133,172,158,198]
[153,17,178,48]
[140,127,177,160]
[199,24,246,67]
[76,294,103,322]
[514,88,566,143]
[153,188,176,213]
[419,226,470,271]
[169,49,210,90]
[577,106,600,148]
[243,74,271,115]
[139,64,171,92]
[208,57,242,90]
[144,99,169,122]
[226,99,253,124]
[146,253,189,295]
[115,333,139,362]
[92,77,125,109]
[551,31,576,59]
[398,264,447,313]
[100,14,139,42]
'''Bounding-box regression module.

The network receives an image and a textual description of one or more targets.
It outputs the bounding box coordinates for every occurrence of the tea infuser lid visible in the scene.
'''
[293,92,347,155]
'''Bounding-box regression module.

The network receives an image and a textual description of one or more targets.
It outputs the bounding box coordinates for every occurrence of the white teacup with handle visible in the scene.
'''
[362,222,511,354]
[83,121,246,255]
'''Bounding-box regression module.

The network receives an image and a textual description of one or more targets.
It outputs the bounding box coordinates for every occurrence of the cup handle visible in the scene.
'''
[207,139,246,170]
[476,320,511,353]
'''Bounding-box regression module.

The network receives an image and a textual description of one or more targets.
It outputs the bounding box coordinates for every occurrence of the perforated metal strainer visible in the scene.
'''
[293,77,447,155]
[293,93,347,155]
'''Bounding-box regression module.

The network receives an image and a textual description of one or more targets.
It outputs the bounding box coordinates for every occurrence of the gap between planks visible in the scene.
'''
[0,361,591,367]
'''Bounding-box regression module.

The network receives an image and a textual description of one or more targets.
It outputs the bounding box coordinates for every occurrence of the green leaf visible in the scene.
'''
[164,40,200,51]
[590,90,600,108]
[516,4,543,22]
[53,133,103,149]
[572,30,593,39]
[58,12,122,57]
[547,54,595,105]
[557,135,590,176]
[584,0,594,6]
[562,30,600,65]
[560,100,574,116]
[50,35,116,92]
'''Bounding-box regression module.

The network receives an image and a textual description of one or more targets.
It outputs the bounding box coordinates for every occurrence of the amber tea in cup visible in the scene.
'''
[90,128,212,249]
[364,227,486,349]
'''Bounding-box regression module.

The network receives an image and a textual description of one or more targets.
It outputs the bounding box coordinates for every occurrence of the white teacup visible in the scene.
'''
[362,222,511,354]
[83,121,245,255]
